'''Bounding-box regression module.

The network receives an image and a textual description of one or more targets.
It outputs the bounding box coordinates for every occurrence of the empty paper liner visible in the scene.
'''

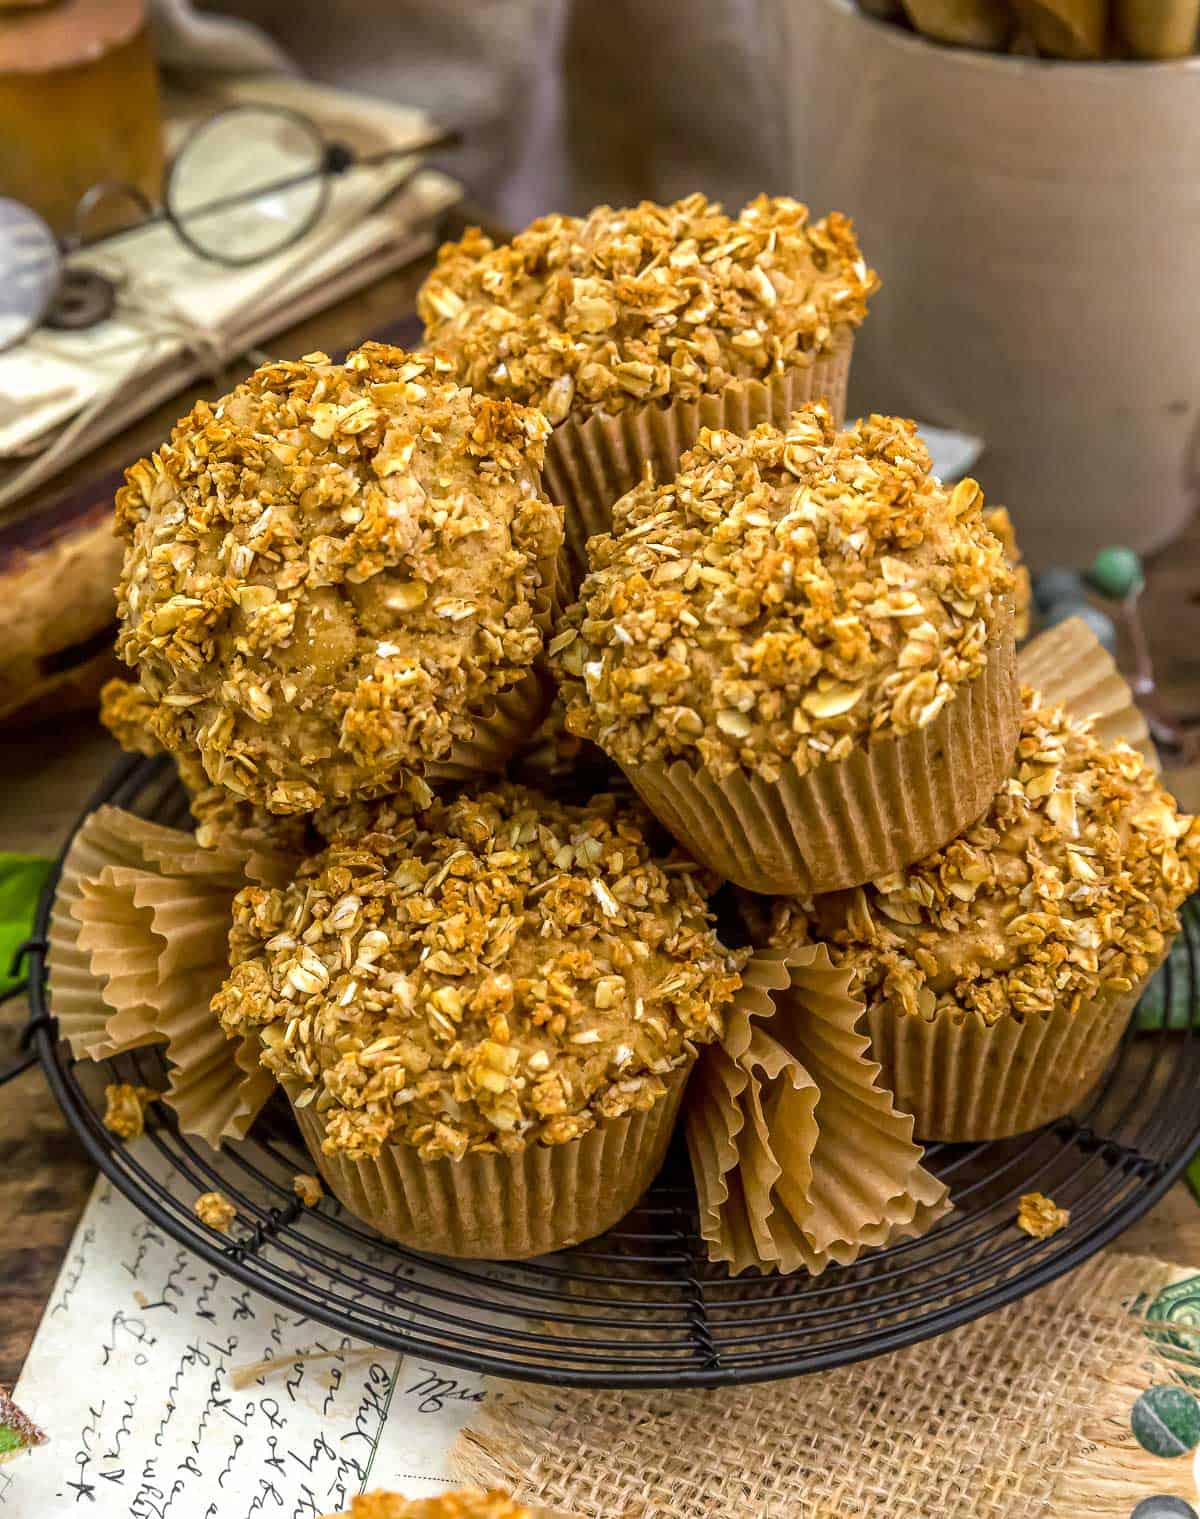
[47,806,274,1145]
[289,1064,691,1260]
[544,334,854,595]
[629,628,1019,896]
[685,948,949,1275]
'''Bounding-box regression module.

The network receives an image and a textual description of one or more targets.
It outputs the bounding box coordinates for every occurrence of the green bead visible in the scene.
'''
[1132,1500,1199,1519]
[1131,1385,1200,1457]
[1089,545,1144,599]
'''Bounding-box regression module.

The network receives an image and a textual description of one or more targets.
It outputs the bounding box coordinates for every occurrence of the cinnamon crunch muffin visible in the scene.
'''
[115,344,562,817]
[420,194,878,589]
[756,687,1200,1138]
[326,1493,562,1519]
[213,782,744,1255]
[552,406,1020,894]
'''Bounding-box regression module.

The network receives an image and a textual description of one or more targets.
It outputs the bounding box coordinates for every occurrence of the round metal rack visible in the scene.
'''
[10,753,1200,1388]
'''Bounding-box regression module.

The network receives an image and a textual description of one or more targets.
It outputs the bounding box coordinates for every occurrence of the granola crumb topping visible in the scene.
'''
[419,194,878,421]
[1017,1192,1069,1239]
[754,688,1200,1025]
[102,1083,161,1141]
[334,1493,533,1519]
[292,1173,323,1207]
[194,1190,237,1232]
[101,678,310,855]
[114,344,561,816]
[213,782,743,1161]
[983,506,1031,640]
[553,407,1015,780]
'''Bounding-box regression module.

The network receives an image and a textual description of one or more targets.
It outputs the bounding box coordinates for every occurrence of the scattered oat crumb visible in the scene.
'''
[293,1174,323,1207]
[195,1191,237,1233]
[1018,1192,1070,1239]
[102,1083,161,1141]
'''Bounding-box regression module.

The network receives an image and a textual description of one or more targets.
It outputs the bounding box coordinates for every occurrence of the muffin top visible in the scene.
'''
[418,194,878,422]
[99,677,309,856]
[213,783,743,1160]
[752,688,1200,1025]
[115,343,561,816]
[552,407,1016,781]
[329,1492,536,1519]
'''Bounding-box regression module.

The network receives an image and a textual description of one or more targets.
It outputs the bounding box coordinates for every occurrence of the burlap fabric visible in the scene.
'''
[456,1251,1200,1518]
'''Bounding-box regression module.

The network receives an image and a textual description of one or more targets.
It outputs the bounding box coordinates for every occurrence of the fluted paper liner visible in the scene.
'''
[47,806,275,1145]
[288,1064,692,1260]
[545,334,854,595]
[630,627,1019,896]
[868,617,1166,1141]
[685,949,949,1275]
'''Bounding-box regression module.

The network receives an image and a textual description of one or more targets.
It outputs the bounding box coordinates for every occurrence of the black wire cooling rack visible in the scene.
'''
[6,752,1200,1389]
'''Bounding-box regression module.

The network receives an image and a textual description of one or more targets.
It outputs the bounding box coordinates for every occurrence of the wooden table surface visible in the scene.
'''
[3,248,1200,1390]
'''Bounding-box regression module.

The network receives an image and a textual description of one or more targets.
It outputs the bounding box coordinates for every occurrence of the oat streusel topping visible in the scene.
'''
[195,1190,237,1232]
[419,194,878,422]
[100,677,310,855]
[330,1492,534,1519]
[755,688,1200,1025]
[115,344,561,816]
[552,407,1016,780]
[213,783,743,1161]
[102,1082,160,1141]
[983,506,1031,641]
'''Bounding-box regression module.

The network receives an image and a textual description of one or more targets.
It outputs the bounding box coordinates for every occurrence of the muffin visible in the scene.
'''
[552,406,1020,895]
[752,686,1200,1139]
[212,782,744,1256]
[100,676,309,855]
[325,1493,561,1519]
[983,506,1032,640]
[114,344,562,817]
[419,194,878,590]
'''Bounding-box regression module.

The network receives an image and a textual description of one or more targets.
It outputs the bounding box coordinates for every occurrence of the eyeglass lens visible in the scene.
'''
[0,198,61,352]
[165,107,328,264]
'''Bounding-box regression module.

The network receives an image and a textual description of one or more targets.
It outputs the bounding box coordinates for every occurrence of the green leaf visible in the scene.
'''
[1187,1155,1200,1209]
[0,853,53,996]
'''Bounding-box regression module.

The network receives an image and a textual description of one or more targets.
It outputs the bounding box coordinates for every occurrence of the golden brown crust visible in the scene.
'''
[419,194,878,421]
[114,344,562,816]
[552,407,1015,781]
[213,782,742,1162]
[755,687,1200,1026]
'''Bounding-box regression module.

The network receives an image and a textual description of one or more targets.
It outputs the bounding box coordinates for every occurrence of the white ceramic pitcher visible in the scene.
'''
[775,0,1200,566]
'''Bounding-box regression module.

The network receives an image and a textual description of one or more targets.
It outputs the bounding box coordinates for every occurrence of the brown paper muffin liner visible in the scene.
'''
[545,333,854,596]
[46,807,274,1145]
[288,1063,691,1259]
[867,979,1147,1143]
[628,628,1019,896]
[863,617,1163,1141]
[428,668,554,782]
[685,949,949,1275]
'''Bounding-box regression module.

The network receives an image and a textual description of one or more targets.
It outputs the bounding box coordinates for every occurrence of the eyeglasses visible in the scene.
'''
[0,103,459,352]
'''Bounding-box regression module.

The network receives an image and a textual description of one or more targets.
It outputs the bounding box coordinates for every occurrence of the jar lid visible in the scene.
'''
[0,0,145,74]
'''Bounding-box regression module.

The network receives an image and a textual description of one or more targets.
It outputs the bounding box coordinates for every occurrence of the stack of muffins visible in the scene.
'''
[102,192,1200,1266]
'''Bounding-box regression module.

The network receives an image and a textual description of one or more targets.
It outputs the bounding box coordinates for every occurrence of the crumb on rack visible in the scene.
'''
[292,1174,323,1208]
[102,1083,162,1141]
[1017,1192,1070,1239]
[195,1191,237,1233]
